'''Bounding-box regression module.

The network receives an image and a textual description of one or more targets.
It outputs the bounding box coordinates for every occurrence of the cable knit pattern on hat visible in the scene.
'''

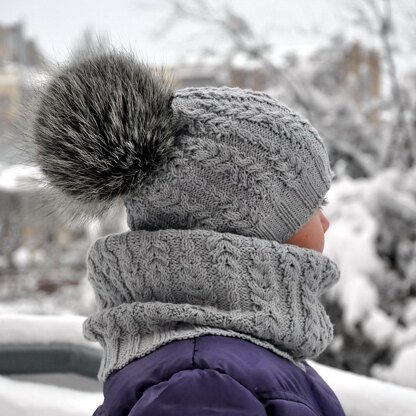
[84,228,340,381]
[126,87,335,244]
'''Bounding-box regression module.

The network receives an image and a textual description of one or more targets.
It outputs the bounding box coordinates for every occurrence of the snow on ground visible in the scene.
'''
[0,315,102,415]
[0,314,415,415]
[0,314,99,349]
[309,361,416,416]
[372,344,416,390]
[0,375,102,416]
[1,355,415,416]
[9,372,101,392]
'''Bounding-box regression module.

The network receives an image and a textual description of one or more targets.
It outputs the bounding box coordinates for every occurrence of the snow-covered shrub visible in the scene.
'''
[318,167,416,388]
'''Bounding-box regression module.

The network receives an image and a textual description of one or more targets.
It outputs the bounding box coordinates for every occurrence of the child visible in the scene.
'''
[31,50,345,415]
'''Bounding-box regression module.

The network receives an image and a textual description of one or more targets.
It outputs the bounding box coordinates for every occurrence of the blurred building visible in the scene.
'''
[342,42,381,123]
[174,64,221,88]
[173,41,380,116]
[0,21,44,67]
[173,52,268,91]
[305,38,381,124]
[0,21,46,124]
[0,69,21,123]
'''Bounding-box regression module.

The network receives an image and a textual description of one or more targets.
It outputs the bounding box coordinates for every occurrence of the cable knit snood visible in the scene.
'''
[83,229,340,382]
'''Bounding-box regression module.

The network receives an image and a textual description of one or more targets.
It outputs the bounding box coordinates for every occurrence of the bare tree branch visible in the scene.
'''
[136,0,323,122]
[351,0,416,169]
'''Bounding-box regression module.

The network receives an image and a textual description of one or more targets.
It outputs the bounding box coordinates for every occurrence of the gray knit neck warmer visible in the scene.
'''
[83,228,340,381]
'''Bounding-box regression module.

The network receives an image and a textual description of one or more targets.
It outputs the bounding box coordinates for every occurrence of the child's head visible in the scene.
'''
[31,50,335,247]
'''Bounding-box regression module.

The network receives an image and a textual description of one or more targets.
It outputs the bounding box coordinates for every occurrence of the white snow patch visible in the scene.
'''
[323,176,384,331]
[0,314,100,349]
[309,360,416,416]
[11,246,32,269]
[372,344,416,389]
[0,375,102,416]
[403,299,416,325]
[0,164,43,191]
[362,309,397,347]
[321,169,416,388]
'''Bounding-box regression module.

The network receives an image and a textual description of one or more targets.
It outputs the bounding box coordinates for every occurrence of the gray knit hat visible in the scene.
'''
[31,51,334,243]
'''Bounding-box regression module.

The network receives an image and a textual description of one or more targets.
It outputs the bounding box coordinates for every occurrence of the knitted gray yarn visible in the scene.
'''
[125,87,335,243]
[84,228,340,382]
[81,86,339,381]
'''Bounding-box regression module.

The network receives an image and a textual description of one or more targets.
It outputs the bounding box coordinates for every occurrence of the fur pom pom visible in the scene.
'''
[32,49,182,221]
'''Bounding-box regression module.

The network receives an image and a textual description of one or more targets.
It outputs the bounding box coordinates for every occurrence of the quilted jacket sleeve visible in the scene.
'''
[263,396,322,415]
[128,368,267,416]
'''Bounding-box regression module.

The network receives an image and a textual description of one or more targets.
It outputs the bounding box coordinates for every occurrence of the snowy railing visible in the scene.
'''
[0,314,101,377]
[1,314,416,416]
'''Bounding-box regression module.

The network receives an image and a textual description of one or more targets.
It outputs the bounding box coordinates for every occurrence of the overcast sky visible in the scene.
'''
[2,0,415,74]
[3,0,353,65]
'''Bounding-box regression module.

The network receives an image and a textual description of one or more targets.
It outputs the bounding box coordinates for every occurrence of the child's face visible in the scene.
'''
[285,208,330,253]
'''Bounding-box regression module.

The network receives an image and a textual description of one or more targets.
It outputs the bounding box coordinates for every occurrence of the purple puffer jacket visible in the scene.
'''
[93,335,345,416]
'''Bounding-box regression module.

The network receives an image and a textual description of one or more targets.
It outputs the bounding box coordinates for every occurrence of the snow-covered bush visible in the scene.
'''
[318,167,416,388]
